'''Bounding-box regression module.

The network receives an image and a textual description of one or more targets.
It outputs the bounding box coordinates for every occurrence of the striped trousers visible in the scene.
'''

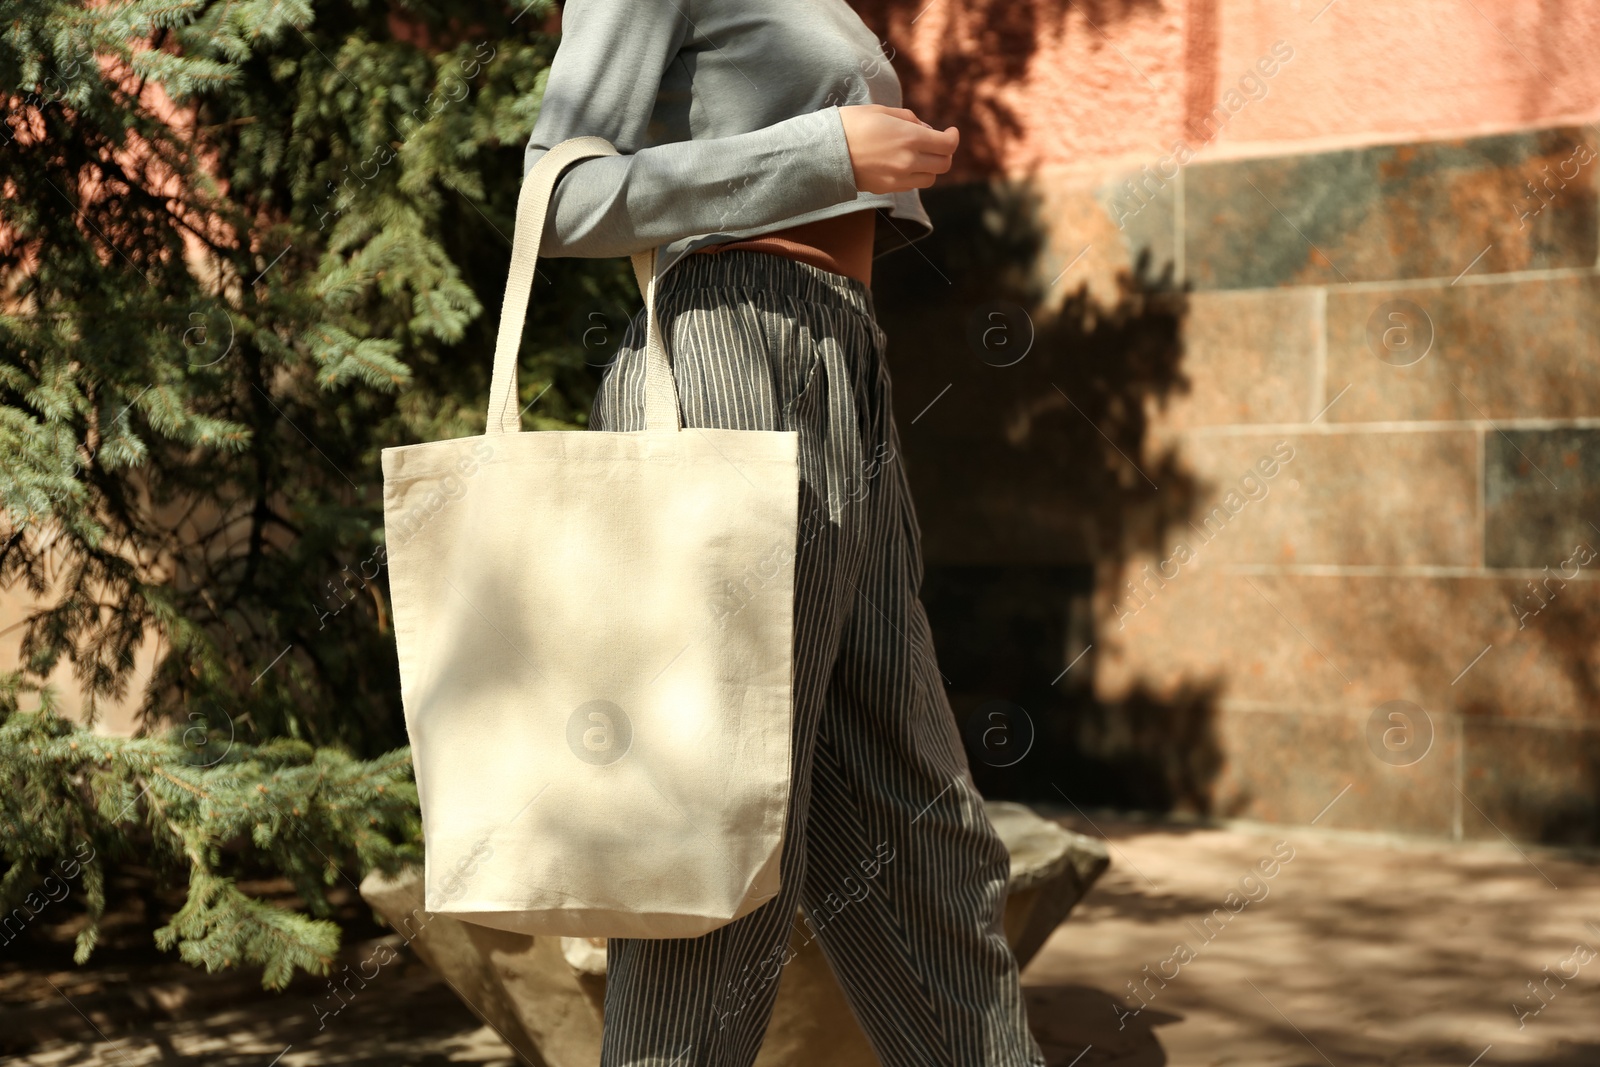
[590,250,1046,1067]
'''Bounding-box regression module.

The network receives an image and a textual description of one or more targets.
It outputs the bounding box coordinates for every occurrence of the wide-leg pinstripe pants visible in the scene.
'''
[590,250,1046,1067]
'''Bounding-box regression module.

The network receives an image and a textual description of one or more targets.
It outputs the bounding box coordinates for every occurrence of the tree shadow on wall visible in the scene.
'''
[1461,602,1600,847]
[852,0,1167,178]
[871,176,1231,816]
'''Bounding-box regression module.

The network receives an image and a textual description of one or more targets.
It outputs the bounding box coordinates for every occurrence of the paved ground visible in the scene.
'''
[6,814,1598,1065]
[1027,813,1600,1066]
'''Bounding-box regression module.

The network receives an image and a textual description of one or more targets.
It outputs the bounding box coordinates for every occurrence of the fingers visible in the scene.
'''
[866,105,924,124]
[899,127,958,189]
[902,123,959,154]
[874,105,954,137]
[841,104,960,193]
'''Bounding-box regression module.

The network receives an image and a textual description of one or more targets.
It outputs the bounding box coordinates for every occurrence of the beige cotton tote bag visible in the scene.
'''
[381,137,798,938]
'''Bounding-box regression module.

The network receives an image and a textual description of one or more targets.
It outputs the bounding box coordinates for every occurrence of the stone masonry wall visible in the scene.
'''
[875,121,1600,847]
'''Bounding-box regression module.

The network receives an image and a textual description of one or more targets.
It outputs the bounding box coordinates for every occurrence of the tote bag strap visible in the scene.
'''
[487,137,681,435]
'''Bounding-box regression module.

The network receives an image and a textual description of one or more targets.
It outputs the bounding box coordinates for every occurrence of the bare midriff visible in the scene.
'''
[691,208,876,287]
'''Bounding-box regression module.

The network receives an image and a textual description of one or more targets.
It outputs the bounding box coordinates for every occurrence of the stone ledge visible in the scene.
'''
[359,800,1109,1067]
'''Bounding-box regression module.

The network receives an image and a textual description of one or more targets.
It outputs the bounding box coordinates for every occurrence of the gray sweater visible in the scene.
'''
[523,0,934,283]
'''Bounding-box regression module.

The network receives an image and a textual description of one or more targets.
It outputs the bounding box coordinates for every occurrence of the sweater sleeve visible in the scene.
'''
[523,0,862,259]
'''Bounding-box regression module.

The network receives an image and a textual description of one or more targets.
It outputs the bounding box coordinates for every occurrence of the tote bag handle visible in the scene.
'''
[486,137,680,435]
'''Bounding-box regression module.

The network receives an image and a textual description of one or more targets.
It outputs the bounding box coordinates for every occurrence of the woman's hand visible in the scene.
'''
[838,104,959,194]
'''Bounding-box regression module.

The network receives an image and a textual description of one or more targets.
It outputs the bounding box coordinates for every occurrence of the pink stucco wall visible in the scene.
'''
[860,0,1600,182]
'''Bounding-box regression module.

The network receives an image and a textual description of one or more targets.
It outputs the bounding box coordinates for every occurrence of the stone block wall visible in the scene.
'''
[875,121,1600,847]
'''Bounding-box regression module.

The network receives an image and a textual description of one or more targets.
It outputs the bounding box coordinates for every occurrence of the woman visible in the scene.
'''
[525,2,1047,1064]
